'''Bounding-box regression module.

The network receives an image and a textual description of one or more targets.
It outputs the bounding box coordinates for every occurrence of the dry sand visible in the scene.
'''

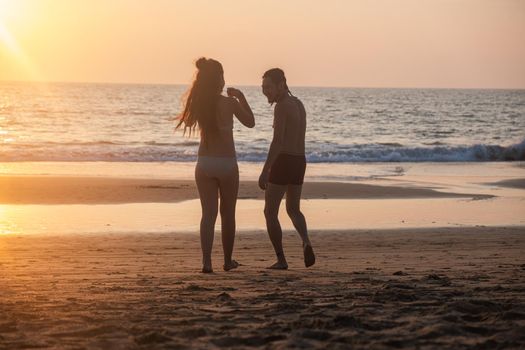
[1,227,524,349]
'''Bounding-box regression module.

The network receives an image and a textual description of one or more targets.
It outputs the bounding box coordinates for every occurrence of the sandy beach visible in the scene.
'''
[1,162,524,348]
[1,227,524,349]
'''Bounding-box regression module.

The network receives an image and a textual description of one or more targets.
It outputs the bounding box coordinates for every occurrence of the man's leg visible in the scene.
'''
[286,184,315,267]
[264,183,288,269]
[285,184,310,245]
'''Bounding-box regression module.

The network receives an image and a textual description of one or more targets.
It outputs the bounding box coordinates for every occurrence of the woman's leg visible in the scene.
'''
[218,164,239,270]
[264,183,288,269]
[195,165,219,273]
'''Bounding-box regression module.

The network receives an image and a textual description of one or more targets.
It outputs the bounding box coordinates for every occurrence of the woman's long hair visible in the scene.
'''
[176,58,224,141]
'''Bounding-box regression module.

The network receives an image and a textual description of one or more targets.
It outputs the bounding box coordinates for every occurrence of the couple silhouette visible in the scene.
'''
[176,58,315,273]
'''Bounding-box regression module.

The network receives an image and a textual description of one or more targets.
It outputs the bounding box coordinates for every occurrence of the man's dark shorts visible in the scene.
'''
[269,153,306,186]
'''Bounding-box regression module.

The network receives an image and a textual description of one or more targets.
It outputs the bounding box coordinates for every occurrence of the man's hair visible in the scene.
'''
[263,68,292,95]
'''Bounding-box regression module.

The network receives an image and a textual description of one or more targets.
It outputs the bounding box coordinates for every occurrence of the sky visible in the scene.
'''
[0,0,524,88]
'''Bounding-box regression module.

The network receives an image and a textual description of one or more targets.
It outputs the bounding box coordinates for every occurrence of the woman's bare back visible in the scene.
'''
[198,96,236,157]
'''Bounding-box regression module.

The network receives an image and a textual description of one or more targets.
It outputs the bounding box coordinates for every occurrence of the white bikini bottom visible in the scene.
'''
[196,156,238,179]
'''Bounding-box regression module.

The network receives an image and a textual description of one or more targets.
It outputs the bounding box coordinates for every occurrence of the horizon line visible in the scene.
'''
[1,79,524,91]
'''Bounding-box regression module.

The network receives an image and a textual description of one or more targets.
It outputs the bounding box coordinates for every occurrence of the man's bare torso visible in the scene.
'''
[275,95,306,155]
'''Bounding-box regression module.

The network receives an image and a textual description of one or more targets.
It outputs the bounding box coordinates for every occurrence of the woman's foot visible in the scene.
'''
[202,257,213,273]
[267,261,288,270]
[223,260,239,271]
[201,263,213,273]
[303,243,315,267]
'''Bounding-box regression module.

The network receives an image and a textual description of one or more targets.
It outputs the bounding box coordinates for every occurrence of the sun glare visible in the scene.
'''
[0,205,18,235]
[0,1,42,81]
[0,0,18,23]
[0,21,18,52]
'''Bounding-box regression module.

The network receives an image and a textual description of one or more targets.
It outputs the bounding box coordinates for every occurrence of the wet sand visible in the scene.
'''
[0,176,487,204]
[489,178,525,190]
[1,227,524,349]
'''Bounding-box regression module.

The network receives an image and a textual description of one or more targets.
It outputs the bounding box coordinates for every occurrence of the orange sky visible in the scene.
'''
[1,0,524,88]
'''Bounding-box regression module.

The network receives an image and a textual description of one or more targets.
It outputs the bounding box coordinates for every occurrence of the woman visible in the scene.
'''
[176,58,255,273]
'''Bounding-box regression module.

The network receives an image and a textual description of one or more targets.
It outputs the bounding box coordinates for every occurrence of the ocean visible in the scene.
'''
[0,82,524,163]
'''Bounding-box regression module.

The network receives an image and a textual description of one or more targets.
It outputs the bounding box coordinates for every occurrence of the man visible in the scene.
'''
[259,68,315,269]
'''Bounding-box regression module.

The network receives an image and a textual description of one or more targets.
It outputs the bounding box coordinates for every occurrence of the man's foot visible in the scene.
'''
[267,261,288,270]
[303,243,315,267]
[223,260,239,271]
